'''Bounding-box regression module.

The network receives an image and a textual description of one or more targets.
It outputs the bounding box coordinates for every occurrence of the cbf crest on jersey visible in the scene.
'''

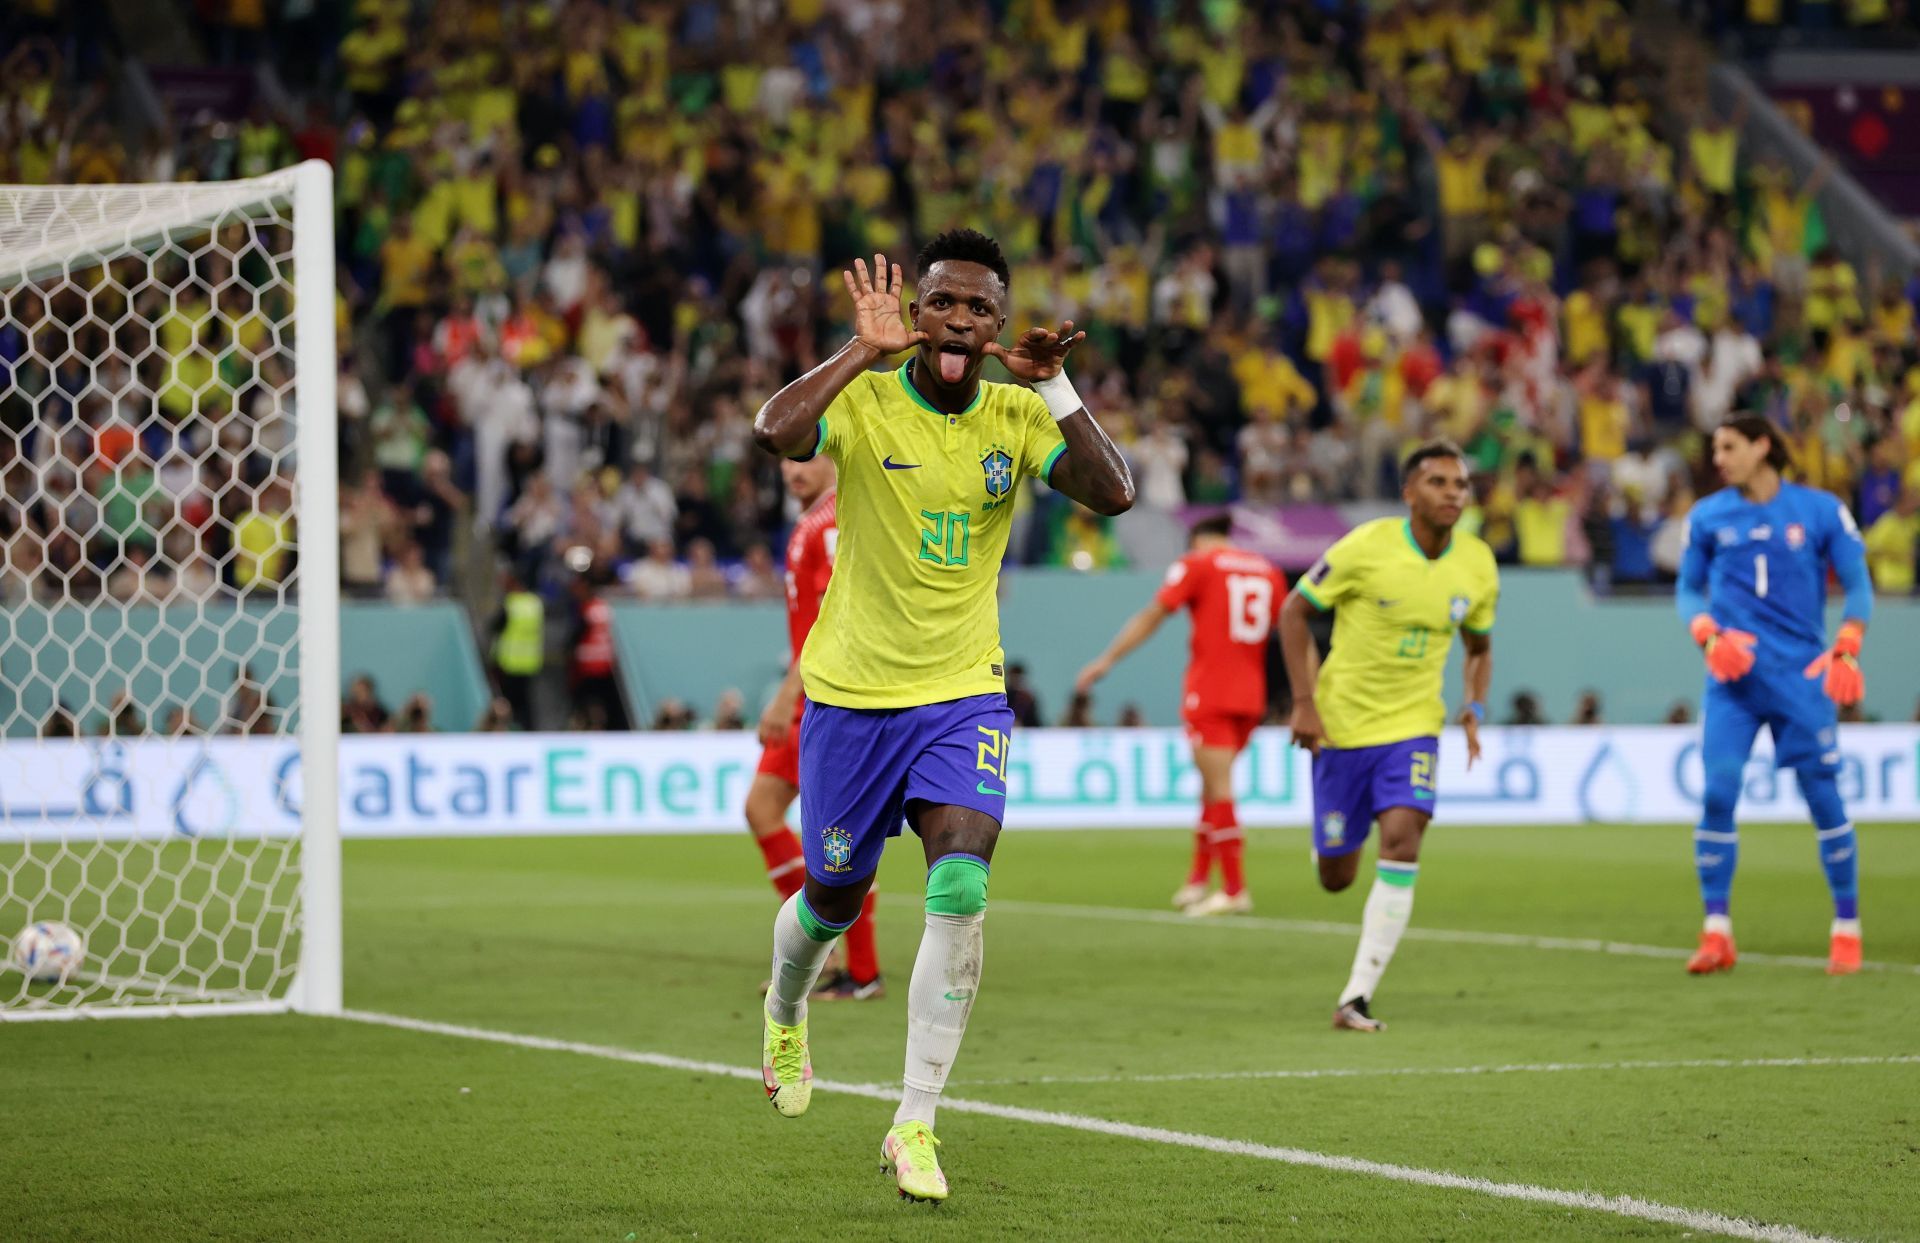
[981,445,1014,498]
[1449,594,1470,623]
[823,827,854,873]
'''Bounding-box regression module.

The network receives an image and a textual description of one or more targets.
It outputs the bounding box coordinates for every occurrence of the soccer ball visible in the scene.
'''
[11,921,85,983]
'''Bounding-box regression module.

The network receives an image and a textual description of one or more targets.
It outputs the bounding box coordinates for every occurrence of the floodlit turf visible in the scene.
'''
[3,824,1917,1242]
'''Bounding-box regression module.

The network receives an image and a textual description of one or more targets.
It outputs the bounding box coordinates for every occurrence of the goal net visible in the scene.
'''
[0,163,339,1020]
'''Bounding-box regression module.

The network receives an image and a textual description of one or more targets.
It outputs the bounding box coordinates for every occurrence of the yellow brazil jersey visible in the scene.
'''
[1567,99,1612,154]
[1437,147,1489,216]
[1874,297,1914,347]
[1564,289,1609,363]
[1689,126,1738,196]
[1580,392,1629,461]
[798,363,1067,709]
[1616,301,1661,362]
[1295,519,1499,749]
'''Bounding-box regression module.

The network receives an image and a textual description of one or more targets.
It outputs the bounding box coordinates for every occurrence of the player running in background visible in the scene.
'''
[1075,513,1284,916]
[751,232,1133,1201]
[1279,442,1497,1033]
[1676,414,1873,976]
[745,453,883,1000]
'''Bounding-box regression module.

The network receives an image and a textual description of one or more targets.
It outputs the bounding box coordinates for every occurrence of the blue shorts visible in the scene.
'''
[797,692,1015,886]
[1702,664,1839,775]
[1310,736,1439,858]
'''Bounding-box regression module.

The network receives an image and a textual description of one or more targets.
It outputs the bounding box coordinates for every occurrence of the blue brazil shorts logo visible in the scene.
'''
[822,826,854,872]
[981,447,1013,498]
[1321,811,1346,845]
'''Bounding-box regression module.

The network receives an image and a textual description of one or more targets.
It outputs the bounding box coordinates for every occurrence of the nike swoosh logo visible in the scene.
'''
[1377,598,1400,608]
[944,989,974,1002]
[883,456,921,470]
[976,781,1004,797]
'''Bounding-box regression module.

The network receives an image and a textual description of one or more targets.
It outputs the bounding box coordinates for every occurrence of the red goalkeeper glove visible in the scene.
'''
[1803,621,1866,706]
[1690,614,1756,684]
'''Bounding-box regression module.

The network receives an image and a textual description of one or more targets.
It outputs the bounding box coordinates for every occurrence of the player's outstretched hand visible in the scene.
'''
[1803,621,1866,706]
[1690,614,1756,683]
[757,696,793,747]
[1456,706,1483,769]
[1073,658,1109,697]
[1288,699,1324,756]
[984,321,1087,382]
[843,252,929,355]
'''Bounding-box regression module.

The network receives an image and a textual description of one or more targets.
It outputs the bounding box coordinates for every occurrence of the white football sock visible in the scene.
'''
[1704,913,1733,936]
[1340,862,1418,1005]
[766,892,839,1027]
[895,912,984,1128]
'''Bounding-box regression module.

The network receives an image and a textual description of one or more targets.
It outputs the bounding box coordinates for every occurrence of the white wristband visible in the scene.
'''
[1032,371,1082,422]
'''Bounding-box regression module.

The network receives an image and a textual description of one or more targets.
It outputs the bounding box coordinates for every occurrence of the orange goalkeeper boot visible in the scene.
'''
[1686,929,1737,975]
[1828,930,1862,976]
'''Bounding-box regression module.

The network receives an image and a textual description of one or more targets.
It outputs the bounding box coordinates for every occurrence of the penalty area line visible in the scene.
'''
[338,1009,1854,1243]
[423,881,1920,976]
[983,898,1920,976]
[952,1052,1920,1088]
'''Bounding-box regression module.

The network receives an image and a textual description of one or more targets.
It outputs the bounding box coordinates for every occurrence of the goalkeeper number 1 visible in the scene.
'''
[1675,415,1873,978]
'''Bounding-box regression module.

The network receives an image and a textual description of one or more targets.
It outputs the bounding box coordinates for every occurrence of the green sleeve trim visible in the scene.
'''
[1294,581,1331,612]
[1461,622,1493,636]
[1042,441,1068,483]
[786,419,827,462]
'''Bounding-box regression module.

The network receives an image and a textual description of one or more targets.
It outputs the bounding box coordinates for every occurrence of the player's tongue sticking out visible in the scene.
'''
[938,343,969,385]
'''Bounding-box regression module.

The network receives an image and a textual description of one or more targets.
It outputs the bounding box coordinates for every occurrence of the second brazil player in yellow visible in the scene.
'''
[1280,441,1499,1033]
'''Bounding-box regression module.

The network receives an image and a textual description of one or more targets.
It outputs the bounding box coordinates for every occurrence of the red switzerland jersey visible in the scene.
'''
[784,492,838,659]
[1155,544,1285,717]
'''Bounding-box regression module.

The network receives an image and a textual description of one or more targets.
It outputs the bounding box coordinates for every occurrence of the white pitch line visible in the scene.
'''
[394,881,1920,976]
[70,968,260,1003]
[5,967,261,1004]
[984,898,1920,976]
[338,1009,1855,1243]
[953,1053,1920,1088]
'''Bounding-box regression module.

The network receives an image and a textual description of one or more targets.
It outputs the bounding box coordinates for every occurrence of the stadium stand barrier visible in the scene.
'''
[612,570,1920,731]
[1709,62,1920,277]
[0,602,489,738]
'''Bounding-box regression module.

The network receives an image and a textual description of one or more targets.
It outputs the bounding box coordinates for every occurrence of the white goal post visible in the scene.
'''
[0,162,339,1020]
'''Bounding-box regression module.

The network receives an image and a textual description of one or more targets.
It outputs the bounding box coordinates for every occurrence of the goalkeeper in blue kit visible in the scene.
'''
[1677,416,1873,976]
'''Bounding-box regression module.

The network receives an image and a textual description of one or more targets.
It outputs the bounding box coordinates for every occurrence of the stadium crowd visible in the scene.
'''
[1687,0,1920,51]
[2,0,1919,623]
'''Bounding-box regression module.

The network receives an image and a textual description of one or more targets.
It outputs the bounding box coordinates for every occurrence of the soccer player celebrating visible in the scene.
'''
[1074,513,1285,916]
[1279,442,1498,1033]
[745,453,884,1000]
[750,232,1133,1201]
[1676,414,1873,976]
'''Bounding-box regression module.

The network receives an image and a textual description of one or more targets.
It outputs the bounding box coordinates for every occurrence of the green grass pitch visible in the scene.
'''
[3,824,1917,1241]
